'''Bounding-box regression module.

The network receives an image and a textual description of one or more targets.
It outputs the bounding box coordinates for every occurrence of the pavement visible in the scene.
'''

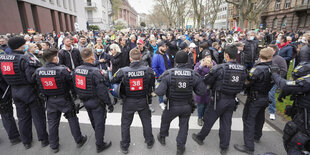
[0,95,286,155]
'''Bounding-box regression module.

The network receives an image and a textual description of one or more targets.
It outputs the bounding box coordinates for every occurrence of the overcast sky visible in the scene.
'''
[128,0,155,14]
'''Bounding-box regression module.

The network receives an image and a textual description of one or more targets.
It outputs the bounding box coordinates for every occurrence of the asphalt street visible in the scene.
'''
[0,96,286,155]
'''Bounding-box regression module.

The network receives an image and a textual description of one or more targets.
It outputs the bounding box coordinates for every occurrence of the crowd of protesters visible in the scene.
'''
[0,28,309,122]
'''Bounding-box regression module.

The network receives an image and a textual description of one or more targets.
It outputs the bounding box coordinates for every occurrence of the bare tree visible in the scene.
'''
[205,0,222,29]
[173,0,192,29]
[247,1,272,29]
[192,0,204,29]
[111,0,122,21]
[147,4,169,28]
[226,0,271,30]
[155,0,176,27]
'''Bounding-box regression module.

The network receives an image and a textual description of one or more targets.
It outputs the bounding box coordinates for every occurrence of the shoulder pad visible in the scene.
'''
[209,64,222,73]
[159,70,170,79]
[286,81,296,86]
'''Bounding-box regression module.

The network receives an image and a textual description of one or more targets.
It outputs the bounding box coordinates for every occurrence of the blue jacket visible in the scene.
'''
[279,45,293,62]
[151,53,171,78]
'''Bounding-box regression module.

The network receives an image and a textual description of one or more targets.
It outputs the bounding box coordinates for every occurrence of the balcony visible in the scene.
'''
[87,18,103,24]
[294,3,310,12]
[85,2,97,9]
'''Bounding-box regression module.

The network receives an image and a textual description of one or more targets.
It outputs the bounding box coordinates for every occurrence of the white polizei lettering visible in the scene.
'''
[0,55,15,60]
[174,70,191,76]
[128,71,144,77]
[229,64,244,70]
[39,70,56,76]
[75,69,89,75]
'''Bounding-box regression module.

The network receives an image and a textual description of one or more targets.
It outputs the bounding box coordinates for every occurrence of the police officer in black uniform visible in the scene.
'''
[34,48,87,153]
[156,51,207,155]
[111,48,155,154]
[272,61,310,154]
[0,74,21,145]
[73,48,113,153]
[191,45,247,155]
[234,48,274,154]
[0,37,48,149]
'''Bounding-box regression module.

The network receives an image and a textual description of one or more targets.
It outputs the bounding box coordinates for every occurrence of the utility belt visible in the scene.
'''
[46,93,72,101]
[166,97,196,113]
[210,90,237,111]
[248,91,268,101]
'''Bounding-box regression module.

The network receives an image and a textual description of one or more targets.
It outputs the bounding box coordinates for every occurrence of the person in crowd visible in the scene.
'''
[119,37,130,67]
[194,50,215,126]
[151,41,171,112]
[267,44,288,120]
[78,35,94,52]
[129,34,137,50]
[41,41,51,50]
[197,42,209,62]
[148,37,158,56]
[298,33,310,63]
[242,31,259,70]
[165,33,178,67]
[0,36,8,54]
[136,39,151,66]
[235,42,245,64]
[277,35,293,69]
[94,44,108,70]
[58,37,83,70]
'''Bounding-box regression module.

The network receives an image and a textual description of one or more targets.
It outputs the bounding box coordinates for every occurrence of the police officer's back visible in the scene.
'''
[192,45,247,155]
[0,37,48,149]
[155,51,206,155]
[73,48,113,153]
[235,48,274,154]
[111,48,155,154]
[272,61,310,154]
[34,48,87,153]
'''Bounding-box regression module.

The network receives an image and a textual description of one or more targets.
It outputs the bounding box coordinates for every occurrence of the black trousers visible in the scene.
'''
[1,101,20,141]
[159,104,192,147]
[14,98,48,144]
[84,99,107,147]
[46,96,83,149]
[242,96,269,151]
[197,98,235,149]
[120,106,153,148]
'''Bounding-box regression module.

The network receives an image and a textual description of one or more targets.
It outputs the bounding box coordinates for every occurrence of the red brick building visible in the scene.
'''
[114,0,137,27]
[0,0,80,34]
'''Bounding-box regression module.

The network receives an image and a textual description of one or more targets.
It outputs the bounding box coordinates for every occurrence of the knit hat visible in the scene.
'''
[8,37,26,50]
[179,42,188,50]
[175,51,188,63]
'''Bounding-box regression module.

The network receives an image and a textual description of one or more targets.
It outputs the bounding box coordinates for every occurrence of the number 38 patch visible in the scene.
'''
[129,78,143,91]
[75,75,86,90]
[41,77,57,90]
[175,79,190,91]
[1,62,15,75]
[230,73,241,83]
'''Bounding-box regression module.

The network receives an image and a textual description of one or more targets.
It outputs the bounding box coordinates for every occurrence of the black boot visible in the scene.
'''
[234,144,254,155]
[10,137,21,145]
[41,139,49,147]
[176,146,185,155]
[97,141,112,153]
[77,135,87,148]
[120,145,129,154]
[157,134,165,146]
[24,143,31,149]
[192,133,203,145]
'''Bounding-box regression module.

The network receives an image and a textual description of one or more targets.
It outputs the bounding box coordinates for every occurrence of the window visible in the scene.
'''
[273,18,278,28]
[306,16,310,26]
[57,0,61,7]
[298,16,306,28]
[49,0,54,4]
[281,17,287,27]
[285,0,290,8]
[275,0,281,10]
[303,0,308,5]
[68,0,72,10]
[63,0,67,9]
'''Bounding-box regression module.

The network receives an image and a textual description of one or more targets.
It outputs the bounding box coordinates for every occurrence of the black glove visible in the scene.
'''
[108,105,114,113]
[270,65,280,74]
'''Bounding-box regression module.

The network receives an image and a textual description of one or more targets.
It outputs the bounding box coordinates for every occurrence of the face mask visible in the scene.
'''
[250,36,255,40]
[302,37,306,43]
[35,49,39,54]
[96,49,103,53]
[218,50,222,53]
[23,45,29,52]
[276,40,281,44]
